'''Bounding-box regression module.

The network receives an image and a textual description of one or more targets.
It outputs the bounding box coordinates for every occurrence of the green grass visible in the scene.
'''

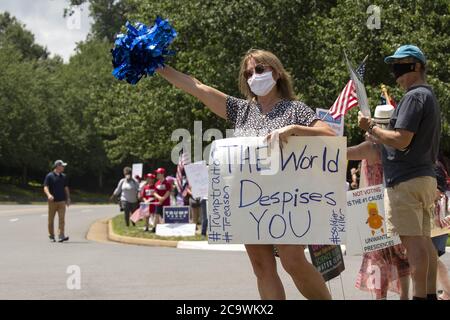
[111,214,207,241]
[447,236,450,247]
[0,182,109,204]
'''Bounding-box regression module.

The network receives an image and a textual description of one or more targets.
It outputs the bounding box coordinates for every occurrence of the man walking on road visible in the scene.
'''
[43,160,71,243]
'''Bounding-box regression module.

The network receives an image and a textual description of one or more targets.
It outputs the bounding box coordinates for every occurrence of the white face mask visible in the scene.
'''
[247,71,276,97]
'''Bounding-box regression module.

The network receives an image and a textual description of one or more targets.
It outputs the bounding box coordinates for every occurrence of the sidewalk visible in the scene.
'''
[94,218,450,253]
[177,241,246,251]
[177,241,356,255]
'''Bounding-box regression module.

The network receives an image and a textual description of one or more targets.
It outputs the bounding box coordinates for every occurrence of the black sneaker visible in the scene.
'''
[58,236,69,243]
[49,236,56,243]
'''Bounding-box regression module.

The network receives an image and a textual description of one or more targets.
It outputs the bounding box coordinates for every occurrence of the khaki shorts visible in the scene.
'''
[385,176,437,237]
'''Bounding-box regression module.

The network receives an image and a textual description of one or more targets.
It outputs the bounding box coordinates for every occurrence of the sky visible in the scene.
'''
[0,0,92,62]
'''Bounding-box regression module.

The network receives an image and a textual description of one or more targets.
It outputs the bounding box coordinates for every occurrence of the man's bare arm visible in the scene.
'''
[44,186,54,201]
[65,187,71,206]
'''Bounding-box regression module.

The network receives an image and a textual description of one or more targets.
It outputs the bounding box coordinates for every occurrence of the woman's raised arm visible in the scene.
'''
[157,66,228,119]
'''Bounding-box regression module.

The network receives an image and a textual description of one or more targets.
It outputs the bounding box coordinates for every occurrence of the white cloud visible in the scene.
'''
[0,0,93,62]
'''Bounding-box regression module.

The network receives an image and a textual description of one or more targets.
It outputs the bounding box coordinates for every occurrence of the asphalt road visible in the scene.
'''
[0,204,448,300]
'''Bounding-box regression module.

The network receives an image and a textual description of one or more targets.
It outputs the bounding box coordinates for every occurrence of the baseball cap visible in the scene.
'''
[146,173,156,179]
[54,160,67,167]
[155,168,166,175]
[384,45,427,65]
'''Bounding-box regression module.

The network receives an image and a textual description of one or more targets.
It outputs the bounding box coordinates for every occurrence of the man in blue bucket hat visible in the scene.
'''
[358,45,441,300]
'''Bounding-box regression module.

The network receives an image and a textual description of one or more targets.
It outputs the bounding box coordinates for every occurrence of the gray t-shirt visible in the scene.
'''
[114,178,139,203]
[382,85,441,187]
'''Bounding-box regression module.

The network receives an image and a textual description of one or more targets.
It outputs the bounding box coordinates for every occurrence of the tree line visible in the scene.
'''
[1,0,448,190]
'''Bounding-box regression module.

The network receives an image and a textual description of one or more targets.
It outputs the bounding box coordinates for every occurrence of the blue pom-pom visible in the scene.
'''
[111,17,177,85]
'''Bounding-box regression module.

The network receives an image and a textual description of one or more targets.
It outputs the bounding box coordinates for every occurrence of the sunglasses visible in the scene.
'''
[244,64,270,79]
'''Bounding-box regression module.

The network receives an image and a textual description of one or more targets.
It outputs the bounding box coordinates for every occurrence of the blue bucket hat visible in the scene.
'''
[384,45,427,65]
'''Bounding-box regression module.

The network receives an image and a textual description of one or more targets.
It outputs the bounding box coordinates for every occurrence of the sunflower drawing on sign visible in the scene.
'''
[366,202,384,236]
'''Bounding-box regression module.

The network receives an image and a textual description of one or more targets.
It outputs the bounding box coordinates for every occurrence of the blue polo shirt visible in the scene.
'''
[43,172,68,202]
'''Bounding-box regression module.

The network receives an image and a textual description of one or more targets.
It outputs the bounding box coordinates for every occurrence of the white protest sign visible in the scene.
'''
[156,223,196,237]
[132,163,143,180]
[346,184,401,255]
[316,108,344,137]
[208,136,347,244]
[184,161,209,199]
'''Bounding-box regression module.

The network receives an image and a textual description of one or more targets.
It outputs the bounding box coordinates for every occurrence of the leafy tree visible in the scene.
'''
[99,0,338,165]
[122,0,449,154]
[0,46,59,183]
[0,12,48,60]
[309,0,450,148]
[55,40,115,187]
[1,0,449,190]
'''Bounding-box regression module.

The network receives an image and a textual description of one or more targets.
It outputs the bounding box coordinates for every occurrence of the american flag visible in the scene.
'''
[176,150,191,197]
[329,61,366,119]
[130,203,150,223]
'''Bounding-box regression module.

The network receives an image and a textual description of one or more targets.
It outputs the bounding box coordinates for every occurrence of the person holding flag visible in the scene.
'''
[153,167,173,233]
[140,173,157,232]
[358,45,441,300]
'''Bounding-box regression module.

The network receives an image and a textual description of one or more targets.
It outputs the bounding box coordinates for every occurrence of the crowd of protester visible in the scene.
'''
[110,166,207,235]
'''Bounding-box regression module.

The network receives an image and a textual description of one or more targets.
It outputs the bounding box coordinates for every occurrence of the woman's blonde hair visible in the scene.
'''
[238,49,296,101]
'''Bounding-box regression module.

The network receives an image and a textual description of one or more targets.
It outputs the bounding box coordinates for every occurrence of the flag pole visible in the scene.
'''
[381,84,392,105]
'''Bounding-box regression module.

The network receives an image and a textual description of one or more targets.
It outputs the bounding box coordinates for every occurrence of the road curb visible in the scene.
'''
[107,219,179,248]
[105,219,245,251]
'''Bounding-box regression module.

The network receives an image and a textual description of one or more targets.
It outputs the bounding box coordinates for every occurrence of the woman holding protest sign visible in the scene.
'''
[156,49,335,300]
[348,104,411,300]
